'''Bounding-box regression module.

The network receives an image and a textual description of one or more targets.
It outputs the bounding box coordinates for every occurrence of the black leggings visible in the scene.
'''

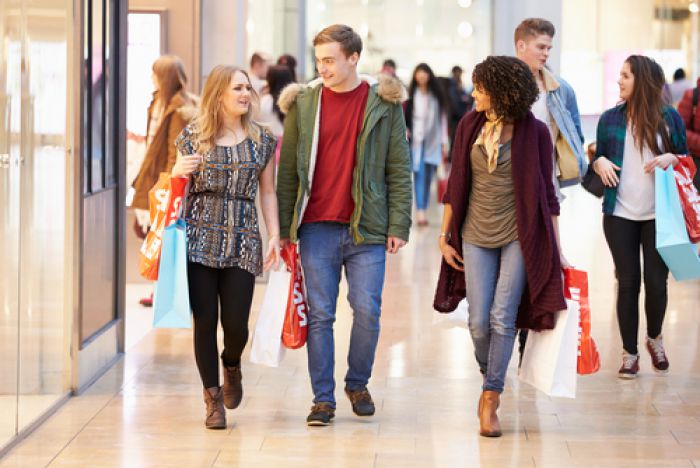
[188,262,256,388]
[603,215,669,355]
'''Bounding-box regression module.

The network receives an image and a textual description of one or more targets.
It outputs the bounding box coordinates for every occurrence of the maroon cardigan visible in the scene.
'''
[433,110,566,331]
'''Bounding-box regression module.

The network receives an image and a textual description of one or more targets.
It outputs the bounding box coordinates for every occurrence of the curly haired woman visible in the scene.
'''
[434,56,566,437]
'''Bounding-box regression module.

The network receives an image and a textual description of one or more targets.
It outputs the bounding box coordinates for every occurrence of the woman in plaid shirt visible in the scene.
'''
[592,55,688,379]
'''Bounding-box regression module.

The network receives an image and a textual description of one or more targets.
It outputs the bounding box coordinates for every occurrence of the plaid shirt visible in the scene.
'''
[594,104,688,214]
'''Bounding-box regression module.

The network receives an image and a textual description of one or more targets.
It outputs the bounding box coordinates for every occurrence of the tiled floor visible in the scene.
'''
[2,186,700,467]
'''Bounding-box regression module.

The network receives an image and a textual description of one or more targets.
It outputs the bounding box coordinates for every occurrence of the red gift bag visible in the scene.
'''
[138,174,188,280]
[281,244,308,349]
[674,156,700,243]
[563,268,601,375]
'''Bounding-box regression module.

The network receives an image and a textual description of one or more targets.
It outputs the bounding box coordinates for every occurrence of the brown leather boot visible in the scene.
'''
[477,393,484,419]
[479,390,502,437]
[222,363,243,409]
[203,387,226,429]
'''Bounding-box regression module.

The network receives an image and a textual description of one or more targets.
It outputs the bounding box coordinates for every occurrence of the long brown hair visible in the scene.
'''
[193,65,261,154]
[152,55,187,106]
[624,55,668,155]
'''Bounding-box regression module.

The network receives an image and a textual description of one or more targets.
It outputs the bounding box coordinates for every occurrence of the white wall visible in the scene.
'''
[200,0,247,79]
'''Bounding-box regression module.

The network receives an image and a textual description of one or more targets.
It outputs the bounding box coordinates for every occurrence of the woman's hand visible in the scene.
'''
[643,153,679,173]
[263,234,281,272]
[593,156,621,187]
[439,238,464,272]
[171,154,202,177]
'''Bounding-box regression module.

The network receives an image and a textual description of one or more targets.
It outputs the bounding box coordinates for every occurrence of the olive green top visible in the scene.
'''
[462,140,518,248]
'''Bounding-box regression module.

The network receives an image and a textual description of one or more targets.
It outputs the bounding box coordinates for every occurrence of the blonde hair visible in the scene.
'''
[152,55,187,106]
[193,65,261,154]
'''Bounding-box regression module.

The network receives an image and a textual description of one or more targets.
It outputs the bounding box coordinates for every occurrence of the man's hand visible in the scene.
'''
[386,236,407,254]
[280,237,291,250]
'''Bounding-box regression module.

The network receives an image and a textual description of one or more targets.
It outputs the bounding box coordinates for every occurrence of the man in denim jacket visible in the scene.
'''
[515,18,586,203]
[514,18,586,359]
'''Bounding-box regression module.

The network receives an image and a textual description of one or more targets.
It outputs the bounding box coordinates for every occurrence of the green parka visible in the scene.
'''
[276,74,412,244]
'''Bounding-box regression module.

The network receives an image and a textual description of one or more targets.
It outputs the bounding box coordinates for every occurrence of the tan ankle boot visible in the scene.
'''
[477,392,483,419]
[222,363,243,409]
[203,387,226,429]
[479,390,502,437]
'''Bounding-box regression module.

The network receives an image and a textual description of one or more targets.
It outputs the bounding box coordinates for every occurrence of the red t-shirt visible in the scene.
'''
[302,81,370,225]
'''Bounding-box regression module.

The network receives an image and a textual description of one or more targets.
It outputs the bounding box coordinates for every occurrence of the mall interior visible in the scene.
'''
[1,0,700,466]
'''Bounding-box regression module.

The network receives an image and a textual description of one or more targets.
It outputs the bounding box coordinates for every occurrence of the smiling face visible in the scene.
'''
[314,41,359,90]
[516,33,552,72]
[471,83,493,114]
[618,61,635,101]
[220,70,253,117]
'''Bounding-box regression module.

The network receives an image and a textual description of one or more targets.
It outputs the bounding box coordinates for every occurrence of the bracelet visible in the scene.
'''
[439,232,449,238]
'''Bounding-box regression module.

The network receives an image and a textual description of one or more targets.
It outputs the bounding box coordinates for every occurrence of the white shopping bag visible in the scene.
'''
[250,266,290,367]
[518,299,580,398]
[432,298,469,329]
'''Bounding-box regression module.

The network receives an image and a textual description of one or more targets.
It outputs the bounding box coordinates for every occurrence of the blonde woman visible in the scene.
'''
[172,65,280,429]
[131,55,197,306]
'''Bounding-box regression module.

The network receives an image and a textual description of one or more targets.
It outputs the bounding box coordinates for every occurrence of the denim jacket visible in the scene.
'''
[542,68,587,186]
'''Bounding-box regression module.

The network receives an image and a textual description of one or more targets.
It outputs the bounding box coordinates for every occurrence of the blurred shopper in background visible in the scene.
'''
[446,65,473,158]
[249,52,271,94]
[405,63,449,226]
[259,65,295,141]
[171,65,280,429]
[277,24,411,427]
[669,68,691,107]
[592,55,688,379]
[435,55,566,438]
[277,53,298,82]
[380,58,397,78]
[677,73,700,189]
[130,55,198,306]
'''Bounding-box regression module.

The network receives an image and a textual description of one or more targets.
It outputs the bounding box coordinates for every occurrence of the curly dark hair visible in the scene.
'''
[472,56,538,121]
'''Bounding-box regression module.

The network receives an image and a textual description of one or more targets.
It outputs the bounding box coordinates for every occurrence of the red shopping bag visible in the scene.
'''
[138,174,189,280]
[563,268,601,375]
[281,244,308,349]
[674,156,700,243]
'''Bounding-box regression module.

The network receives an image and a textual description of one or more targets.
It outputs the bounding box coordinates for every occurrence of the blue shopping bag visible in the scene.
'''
[655,167,700,281]
[153,219,192,328]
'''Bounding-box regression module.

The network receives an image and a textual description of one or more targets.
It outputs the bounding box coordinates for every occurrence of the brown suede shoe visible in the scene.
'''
[344,387,375,416]
[222,364,243,409]
[203,387,226,430]
[479,390,502,437]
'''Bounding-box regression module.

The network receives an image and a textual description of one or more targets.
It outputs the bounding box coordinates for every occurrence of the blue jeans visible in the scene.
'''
[463,240,527,393]
[413,159,437,211]
[298,222,386,406]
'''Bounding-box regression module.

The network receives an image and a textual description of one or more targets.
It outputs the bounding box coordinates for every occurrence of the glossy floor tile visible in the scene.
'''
[2,186,700,467]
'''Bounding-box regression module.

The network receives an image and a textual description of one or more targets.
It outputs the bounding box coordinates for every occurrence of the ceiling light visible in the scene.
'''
[458,21,473,38]
[458,0,472,7]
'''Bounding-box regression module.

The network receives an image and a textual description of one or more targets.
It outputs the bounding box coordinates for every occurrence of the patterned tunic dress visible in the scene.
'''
[175,124,276,276]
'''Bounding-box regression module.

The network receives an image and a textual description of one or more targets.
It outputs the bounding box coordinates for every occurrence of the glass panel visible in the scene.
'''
[16,0,70,432]
[90,0,105,192]
[0,0,22,447]
[305,0,492,82]
[105,0,115,187]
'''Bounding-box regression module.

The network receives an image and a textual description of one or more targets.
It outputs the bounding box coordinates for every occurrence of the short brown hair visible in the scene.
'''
[250,52,267,68]
[313,24,362,57]
[514,18,555,44]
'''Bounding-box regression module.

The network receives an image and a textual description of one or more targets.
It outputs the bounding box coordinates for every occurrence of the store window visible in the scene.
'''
[305,0,492,82]
[562,0,699,114]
